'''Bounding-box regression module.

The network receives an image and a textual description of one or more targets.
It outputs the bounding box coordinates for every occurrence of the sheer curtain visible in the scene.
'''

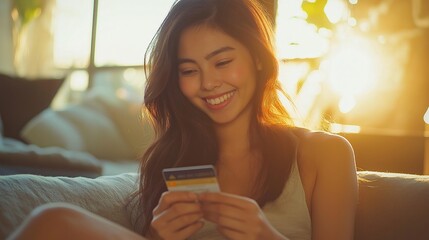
[13,0,59,78]
[0,1,14,75]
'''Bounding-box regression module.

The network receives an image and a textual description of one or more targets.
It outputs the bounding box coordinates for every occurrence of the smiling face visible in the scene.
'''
[177,25,258,126]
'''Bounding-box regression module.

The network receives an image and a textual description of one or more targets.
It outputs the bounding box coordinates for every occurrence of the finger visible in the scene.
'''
[151,211,203,239]
[204,212,245,232]
[217,226,244,240]
[201,202,243,221]
[157,219,204,240]
[199,192,258,210]
[174,220,205,240]
[153,202,201,226]
[201,201,264,234]
[201,203,245,232]
[153,191,199,215]
[167,212,204,232]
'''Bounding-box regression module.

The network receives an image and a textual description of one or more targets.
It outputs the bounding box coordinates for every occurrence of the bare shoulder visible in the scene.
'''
[289,127,358,220]
[290,128,358,238]
[291,127,355,172]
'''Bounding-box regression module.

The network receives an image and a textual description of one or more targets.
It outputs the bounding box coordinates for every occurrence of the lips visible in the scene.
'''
[203,90,236,109]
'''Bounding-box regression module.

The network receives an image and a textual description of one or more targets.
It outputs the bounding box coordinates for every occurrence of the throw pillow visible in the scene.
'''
[95,94,153,158]
[21,103,135,161]
[0,73,64,142]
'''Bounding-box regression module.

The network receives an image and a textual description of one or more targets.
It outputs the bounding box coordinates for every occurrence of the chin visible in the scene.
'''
[208,113,241,126]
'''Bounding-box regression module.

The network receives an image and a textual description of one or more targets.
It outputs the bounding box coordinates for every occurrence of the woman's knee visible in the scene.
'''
[9,203,146,240]
[8,203,85,240]
[29,203,84,224]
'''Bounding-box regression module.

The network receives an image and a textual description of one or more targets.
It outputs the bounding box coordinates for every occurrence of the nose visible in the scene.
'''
[201,71,222,91]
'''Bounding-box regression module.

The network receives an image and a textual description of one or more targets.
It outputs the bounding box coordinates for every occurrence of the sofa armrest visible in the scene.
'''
[356,171,429,240]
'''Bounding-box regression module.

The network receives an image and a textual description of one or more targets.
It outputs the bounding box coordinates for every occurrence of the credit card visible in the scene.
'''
[162,165,220,193]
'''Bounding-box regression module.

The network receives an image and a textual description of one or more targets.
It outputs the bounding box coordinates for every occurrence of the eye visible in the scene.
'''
[179,68,198,76]
[216,59,233,68]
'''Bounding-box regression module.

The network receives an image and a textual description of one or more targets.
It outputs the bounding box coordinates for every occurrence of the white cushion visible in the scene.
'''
[22,104,134,161]
[102,97,154,158]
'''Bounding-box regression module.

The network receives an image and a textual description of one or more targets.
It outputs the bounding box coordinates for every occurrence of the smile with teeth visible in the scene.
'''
[205,91,235,105]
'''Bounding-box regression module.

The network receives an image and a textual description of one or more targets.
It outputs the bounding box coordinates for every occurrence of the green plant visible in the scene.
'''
[302,0,333,30]
[13,0,43,27]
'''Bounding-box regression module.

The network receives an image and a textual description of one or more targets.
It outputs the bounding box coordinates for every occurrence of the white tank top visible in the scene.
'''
[189,160,312,239]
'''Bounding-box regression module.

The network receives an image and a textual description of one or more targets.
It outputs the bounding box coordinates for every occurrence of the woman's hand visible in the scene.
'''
[198,192,287,240]
[150,191,204,240]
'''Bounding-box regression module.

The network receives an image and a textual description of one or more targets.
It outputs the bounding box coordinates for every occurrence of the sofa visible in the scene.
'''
[1,171,429,240]
[0,73,154,177]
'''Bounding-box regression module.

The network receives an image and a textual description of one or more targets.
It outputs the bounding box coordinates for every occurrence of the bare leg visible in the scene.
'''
[7,203,147,240]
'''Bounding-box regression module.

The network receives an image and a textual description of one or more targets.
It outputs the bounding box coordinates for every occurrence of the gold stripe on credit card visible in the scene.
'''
[166,177,218,187]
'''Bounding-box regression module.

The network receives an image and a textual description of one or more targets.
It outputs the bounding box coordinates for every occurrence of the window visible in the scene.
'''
[51,0,176,105]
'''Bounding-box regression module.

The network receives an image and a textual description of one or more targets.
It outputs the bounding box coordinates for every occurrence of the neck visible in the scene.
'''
[215,113,253,163]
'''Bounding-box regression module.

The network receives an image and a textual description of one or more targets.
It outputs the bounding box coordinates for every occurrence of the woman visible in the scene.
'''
[8,0,357,239]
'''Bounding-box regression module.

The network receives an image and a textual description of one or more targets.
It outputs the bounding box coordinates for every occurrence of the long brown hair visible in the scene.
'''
[134,0,297,235]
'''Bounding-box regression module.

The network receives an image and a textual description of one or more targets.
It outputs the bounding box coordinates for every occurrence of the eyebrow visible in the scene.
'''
[178,46,235,64]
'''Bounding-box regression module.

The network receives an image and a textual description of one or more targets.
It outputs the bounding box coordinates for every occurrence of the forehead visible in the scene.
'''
[178,25,243,57]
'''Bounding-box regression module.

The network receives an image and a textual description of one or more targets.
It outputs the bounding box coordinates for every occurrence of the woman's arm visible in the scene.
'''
[302,132,358,240]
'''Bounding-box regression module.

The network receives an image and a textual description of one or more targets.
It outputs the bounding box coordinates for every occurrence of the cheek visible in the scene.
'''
[226,64,256,87]
[179,78,199,99]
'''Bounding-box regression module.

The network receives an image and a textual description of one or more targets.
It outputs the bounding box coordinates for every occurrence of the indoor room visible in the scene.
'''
[0,0,428,239]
